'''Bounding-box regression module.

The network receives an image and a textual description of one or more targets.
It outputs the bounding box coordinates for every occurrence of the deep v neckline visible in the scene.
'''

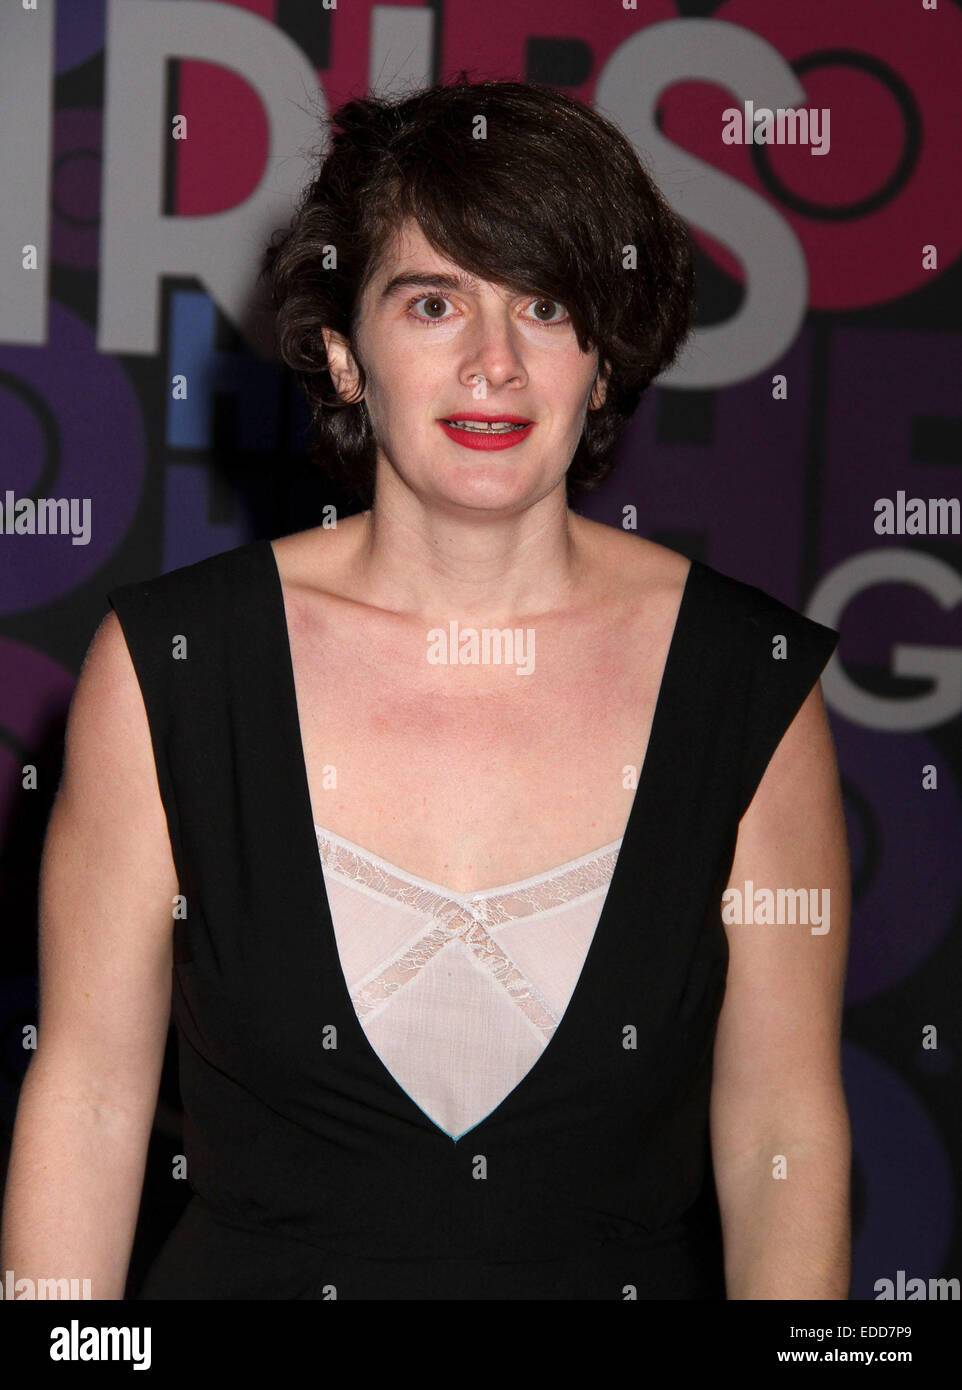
[259,537,701,1146]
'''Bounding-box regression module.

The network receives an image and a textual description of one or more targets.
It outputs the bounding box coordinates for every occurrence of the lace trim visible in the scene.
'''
[316,828,621,1038]
[315,826,621,915]
[349,904,561,1037]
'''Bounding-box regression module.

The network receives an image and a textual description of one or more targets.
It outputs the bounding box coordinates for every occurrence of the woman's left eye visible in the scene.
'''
[522,298,569,326]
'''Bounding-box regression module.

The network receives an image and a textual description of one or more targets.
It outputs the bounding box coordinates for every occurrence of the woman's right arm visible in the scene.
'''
[0,611,179,1300]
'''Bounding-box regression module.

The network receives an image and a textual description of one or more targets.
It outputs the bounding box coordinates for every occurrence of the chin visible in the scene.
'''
[437,476,551,514]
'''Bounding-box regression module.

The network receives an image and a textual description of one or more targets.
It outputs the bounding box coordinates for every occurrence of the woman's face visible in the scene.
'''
[324,219,606,513]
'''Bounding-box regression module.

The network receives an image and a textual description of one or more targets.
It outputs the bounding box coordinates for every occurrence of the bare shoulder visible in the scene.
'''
[269,513,370,599]
[62,611,166,822]
[72,612,150,760]
[571,513,693,618]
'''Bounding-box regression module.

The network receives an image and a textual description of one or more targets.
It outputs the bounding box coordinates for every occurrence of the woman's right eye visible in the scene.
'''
[406,293,455,325]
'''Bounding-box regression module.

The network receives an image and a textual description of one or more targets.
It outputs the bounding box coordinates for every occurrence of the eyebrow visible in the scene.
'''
[378,270,482,301]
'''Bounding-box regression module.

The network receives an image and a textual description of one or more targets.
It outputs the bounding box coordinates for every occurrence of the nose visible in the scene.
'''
[459,305,528,394]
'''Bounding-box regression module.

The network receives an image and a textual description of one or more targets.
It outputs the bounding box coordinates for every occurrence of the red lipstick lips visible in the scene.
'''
[438,413,535,451]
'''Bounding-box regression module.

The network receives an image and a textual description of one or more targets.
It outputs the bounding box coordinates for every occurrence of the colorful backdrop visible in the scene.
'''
[1,0,960,1301]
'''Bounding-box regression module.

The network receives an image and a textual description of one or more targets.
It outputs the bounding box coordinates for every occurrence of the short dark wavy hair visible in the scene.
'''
[261,75,696,510]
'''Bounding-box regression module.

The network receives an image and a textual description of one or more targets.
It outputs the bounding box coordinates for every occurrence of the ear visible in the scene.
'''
[588,359,610,411]
[322,326,363,404]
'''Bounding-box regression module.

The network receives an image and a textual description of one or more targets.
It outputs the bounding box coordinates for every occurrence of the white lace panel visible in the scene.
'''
[315,825,621,1140]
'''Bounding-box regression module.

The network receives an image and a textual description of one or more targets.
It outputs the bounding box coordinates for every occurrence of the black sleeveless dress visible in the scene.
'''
[106,538,839,1300]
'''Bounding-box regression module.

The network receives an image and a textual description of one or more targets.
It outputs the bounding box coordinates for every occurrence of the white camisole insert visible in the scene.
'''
[315,825,622,1140]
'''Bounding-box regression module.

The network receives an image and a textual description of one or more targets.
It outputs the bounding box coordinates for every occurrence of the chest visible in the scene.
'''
[283,594,676,893]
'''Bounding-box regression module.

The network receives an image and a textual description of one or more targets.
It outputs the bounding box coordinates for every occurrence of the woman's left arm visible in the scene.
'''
[710,680,852,1300]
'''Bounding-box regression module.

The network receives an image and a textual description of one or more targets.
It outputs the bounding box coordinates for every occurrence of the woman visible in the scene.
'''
[1,77,851,1300]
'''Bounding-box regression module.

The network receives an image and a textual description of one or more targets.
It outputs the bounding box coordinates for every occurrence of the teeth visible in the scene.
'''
[445,420,527,432]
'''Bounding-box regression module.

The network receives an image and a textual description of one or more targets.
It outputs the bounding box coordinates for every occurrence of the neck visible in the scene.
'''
[346,486,594,626]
